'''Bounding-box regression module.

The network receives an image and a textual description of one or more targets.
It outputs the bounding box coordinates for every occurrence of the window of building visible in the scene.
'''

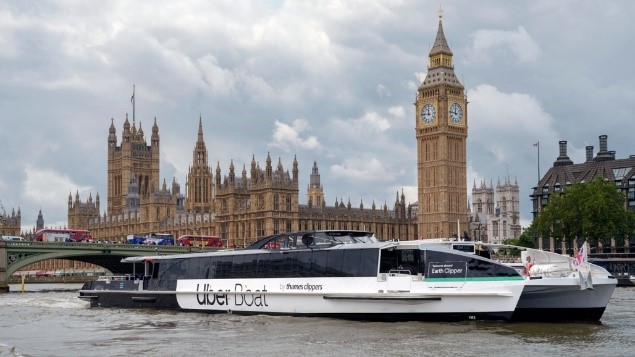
[256,220,264,237]
[613,167,631,180]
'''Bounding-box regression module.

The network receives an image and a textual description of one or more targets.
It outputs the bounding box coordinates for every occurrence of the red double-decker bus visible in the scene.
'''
[34,229,92,242]
[177,235,224,247]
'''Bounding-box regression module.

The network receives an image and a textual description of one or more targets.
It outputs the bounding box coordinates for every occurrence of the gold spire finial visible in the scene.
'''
[438,4,443,20]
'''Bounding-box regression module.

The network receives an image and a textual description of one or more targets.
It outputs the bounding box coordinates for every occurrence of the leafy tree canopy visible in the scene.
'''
[532,177,635,245]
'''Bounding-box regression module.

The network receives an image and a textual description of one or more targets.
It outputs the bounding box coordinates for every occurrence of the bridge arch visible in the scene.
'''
[1,241,193,286]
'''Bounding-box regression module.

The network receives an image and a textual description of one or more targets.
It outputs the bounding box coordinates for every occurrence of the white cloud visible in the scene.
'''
[331,112,391,135]
[3,1,635,230]
[196,54,276,101]
[376,84,391,98]
[270,119,321,151]
[330,156,395,182]
[468,84,554,134]
[23,165,92,210]
[388,106,405,118]
[467,26,541,63]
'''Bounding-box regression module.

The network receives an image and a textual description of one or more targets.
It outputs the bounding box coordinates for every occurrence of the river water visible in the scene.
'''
[0,284,633,357]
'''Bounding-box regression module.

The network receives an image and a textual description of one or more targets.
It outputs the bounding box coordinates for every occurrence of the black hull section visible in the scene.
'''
[616,277,634,287]
[80,291,179,309]
[512,307,606,322]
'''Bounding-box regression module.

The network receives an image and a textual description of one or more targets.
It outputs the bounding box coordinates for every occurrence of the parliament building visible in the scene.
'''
[68,14,469,245]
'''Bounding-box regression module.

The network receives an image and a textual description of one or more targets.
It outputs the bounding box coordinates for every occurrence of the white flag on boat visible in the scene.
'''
[573,241,588,267]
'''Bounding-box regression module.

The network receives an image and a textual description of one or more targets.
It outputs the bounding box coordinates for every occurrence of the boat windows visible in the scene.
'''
[341,249,362,276]
[452,244,476,254]
[256,253,272,278]
[326,250,345,277]
[379,249,397,273]
[148,248,380,281]
[310,251,328,276]
[284,251,301,277]
[152,263,160,279]
[247,230,377,250]
[379,249,421,275]
[422,250,520,278]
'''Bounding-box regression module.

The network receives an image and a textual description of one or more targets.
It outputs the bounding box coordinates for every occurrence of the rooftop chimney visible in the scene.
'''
[559,141,567,157]
[594,134,613,162]
[554,140,573,167]
[586,146,594,162]
[599,135,608,152]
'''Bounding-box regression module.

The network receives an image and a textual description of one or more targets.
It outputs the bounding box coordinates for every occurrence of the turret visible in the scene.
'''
[266,152,272,180]
[108,118,117,152]
[292,155,298,183]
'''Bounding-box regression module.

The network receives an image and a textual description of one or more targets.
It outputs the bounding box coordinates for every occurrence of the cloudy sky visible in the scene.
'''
[1,0,634,232]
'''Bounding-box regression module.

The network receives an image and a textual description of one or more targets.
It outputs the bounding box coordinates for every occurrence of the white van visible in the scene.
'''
[2,236,25,241]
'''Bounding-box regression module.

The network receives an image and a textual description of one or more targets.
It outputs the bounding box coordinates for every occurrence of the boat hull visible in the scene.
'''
[80,277,525,322]
[512,277,617,322]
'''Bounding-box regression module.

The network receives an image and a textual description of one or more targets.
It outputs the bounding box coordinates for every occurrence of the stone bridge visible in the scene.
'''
[0,240,198,292]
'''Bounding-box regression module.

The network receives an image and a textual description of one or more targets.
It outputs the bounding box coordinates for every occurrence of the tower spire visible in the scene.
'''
[430,13,453,57]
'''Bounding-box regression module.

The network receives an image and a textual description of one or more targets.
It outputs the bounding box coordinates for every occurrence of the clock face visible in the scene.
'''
[420,104,436,124]
[449,102,463,123]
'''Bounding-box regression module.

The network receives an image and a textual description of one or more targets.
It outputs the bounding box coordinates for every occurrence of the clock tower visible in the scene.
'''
[415,12,468,239]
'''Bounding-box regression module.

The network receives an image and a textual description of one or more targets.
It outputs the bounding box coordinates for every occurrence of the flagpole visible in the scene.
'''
[537,141,540,182]
[131,84,136,122]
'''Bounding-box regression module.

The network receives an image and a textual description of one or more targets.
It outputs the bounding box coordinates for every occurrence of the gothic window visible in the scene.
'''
[273,194,279,211]
[286,195,292,211]
[273,220,279,234]
[255,220,263,237]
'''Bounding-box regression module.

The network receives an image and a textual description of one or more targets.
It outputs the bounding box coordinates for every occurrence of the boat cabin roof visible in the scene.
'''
[121,230,388,263]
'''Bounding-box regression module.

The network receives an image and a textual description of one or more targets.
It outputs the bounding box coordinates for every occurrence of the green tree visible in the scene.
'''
[533,177,635,248]
[504,226,536,248]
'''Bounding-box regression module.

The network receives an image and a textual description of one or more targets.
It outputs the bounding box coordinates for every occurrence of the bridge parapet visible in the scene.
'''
[1,241,223,292]
[0,241,7,292]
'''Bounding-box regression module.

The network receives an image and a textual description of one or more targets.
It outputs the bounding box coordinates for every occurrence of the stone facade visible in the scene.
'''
[67,13,479,244]
[0,208,21,236]
[69,117,417,246]
[415,15,468,238]
[530,135,635,252]
[469,178,521,243]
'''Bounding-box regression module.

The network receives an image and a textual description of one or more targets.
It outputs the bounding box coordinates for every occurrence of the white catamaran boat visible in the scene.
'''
[79,231,525,322]
[416,239,617,321]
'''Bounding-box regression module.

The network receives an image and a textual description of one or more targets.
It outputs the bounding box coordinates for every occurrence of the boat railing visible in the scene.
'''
[388,269,413,275]
[97,274,141,282]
